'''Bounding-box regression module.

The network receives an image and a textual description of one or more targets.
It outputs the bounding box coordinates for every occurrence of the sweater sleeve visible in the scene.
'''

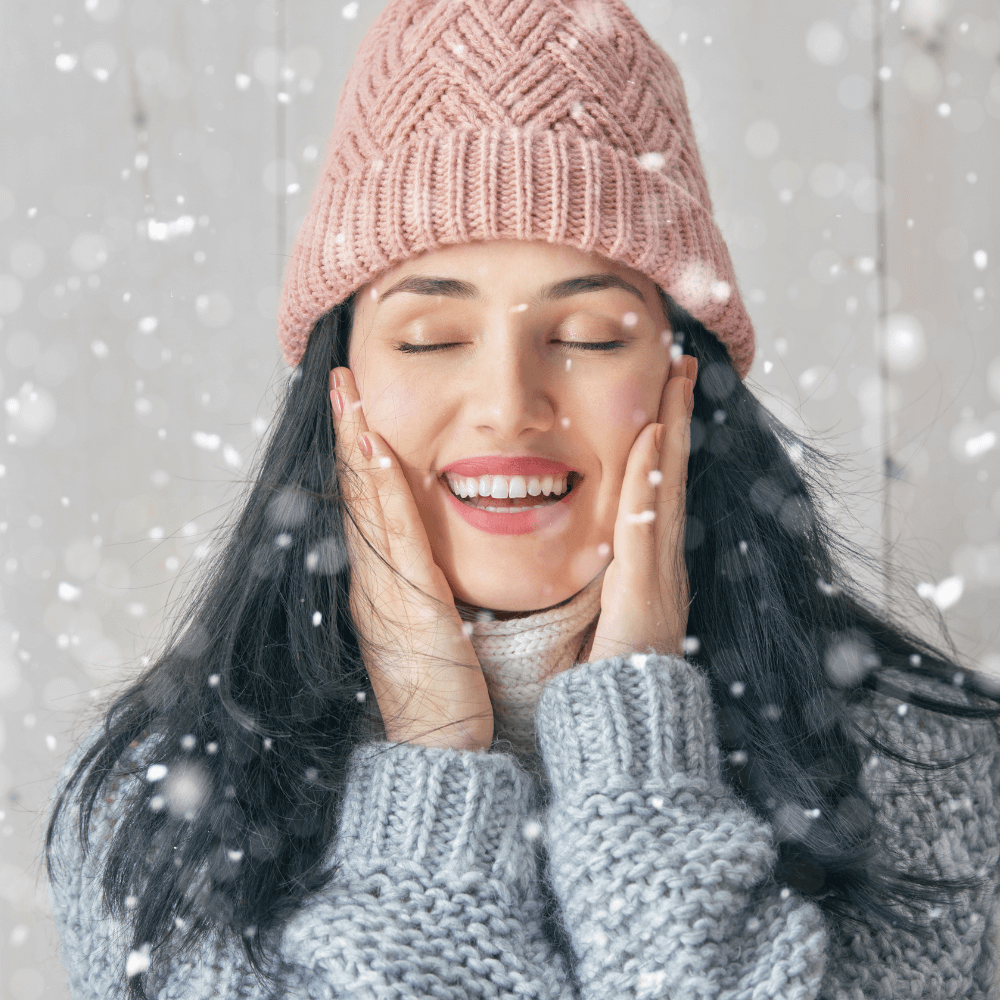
[46,729,262,1000]
[46,727,159,1000]
[279,739,579,999]
[535,653,828,1000]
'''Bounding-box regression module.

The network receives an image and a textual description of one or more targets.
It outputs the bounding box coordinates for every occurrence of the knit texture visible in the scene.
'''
[277,0,756,378]
[470,573,602,769]
[48,656,1000,999]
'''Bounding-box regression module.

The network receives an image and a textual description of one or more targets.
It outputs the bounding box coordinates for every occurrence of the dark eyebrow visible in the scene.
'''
[537,274,647,305]
[376,272,646,307]
[378,276,481,303]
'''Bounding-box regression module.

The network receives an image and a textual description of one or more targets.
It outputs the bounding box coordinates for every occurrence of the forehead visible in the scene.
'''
[355,240,663,312]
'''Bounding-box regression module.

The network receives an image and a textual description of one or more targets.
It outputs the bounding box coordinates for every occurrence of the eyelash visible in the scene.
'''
[396,341,626,354]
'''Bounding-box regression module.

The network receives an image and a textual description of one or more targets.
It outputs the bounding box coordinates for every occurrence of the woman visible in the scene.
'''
[46,0,1000,997]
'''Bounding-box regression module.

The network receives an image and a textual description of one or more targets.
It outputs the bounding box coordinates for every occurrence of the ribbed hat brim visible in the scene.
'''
[278,125,754,377]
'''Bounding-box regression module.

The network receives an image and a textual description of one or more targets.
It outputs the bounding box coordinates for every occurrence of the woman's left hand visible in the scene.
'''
[586,354,697,662]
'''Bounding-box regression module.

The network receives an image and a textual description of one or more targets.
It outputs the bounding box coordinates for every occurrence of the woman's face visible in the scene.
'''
[348,240,672,612]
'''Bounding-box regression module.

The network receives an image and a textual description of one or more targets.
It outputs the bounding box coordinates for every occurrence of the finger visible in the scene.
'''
[611,421,664,584]
[331,366,371,468]
[331,368,390,571]
[359,430,441,598]
[653,374,692,589]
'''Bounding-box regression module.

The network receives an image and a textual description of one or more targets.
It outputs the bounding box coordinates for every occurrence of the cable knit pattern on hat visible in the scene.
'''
[277,0,755,377]
[48,657,1000,998]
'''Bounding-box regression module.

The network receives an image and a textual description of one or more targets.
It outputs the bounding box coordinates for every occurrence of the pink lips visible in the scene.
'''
[440,456,574,477]
[438,455,579,537]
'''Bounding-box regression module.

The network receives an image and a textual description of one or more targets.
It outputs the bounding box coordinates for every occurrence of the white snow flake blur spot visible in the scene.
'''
[126,945,151,977]
[597,542,611,557]
[560,416,571,428]
[192,431,221,451]
[275,533,292,549]
[146,764,168,782]
[227,848,244,861]
[897,703,908,716]
[355,691,366,702]
[626,510,655,524]
[682,636,701,655]
[630,653,649,669]
[729,750,748,766]
[235,73,251,90]
[206,742,218,754]
[162,762,210,820]
[916,576,963,611]
[730,681,745,697]
[937,102,951,117]
[637,151,665,171]
[377,456,391,469]
[342,1,358,18]
[825,632,879,686]
[180,735,196,751]
[522,820,541,840]
[648,470,663,486]
[711,280,731,303]
[55,53,79,72]
[622,311,638,328]
[90,339,109,358]
[312,611,322,626]
[806,20,847,66]
[208,673,220,687]
[58,581,81,602]
[147,216,195,242]
[973,250,988,269]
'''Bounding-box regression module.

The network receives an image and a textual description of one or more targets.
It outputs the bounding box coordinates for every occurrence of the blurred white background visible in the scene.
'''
[0,0,997,994]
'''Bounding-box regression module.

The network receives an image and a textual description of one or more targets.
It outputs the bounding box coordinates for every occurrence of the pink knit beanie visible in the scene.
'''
[277,0,755,378]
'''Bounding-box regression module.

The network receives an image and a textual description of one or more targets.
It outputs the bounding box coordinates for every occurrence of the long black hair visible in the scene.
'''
[46,288,1000,997]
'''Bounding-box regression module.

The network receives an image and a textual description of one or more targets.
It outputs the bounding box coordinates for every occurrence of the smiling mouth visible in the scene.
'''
[441,472,580,511]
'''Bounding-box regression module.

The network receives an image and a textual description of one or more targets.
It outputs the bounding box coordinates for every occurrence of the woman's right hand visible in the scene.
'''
[330,367,495,752]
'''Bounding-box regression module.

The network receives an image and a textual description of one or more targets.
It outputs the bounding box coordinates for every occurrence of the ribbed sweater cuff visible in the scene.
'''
[536,654,726,797]
[333,740,534,887]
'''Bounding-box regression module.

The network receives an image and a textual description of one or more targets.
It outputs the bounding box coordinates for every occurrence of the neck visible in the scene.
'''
[456,573,605,622]
[465,574,604,773]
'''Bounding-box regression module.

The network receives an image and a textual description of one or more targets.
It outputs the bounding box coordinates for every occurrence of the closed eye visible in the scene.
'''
[396,340,626,354]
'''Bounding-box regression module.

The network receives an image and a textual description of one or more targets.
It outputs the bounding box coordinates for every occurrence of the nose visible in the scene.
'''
[465,327,555,440]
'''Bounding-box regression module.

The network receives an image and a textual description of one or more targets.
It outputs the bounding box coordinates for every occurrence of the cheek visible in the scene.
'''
[358,376,429,446]
[605,380,657,434]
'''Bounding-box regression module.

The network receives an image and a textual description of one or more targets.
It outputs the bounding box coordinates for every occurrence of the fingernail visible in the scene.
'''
[357,433,372,458]
[333,391,344,418]
[654,424,666,451]
[685,378,694,417]
[332,368,345,388]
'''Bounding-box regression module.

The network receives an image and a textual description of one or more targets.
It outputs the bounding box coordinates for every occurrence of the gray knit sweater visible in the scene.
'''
[48,654,1000,998]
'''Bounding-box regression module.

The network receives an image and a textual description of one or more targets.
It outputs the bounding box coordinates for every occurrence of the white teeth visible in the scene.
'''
[445,472,574,499]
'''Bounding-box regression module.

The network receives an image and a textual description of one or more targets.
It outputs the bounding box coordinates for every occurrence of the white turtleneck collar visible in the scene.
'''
[465,573,603,774]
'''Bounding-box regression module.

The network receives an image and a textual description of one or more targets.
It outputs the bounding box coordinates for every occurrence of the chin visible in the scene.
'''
[449,577,567,613]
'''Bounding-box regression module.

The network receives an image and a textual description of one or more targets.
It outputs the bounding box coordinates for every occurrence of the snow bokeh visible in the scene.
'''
[0,0,997,992]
